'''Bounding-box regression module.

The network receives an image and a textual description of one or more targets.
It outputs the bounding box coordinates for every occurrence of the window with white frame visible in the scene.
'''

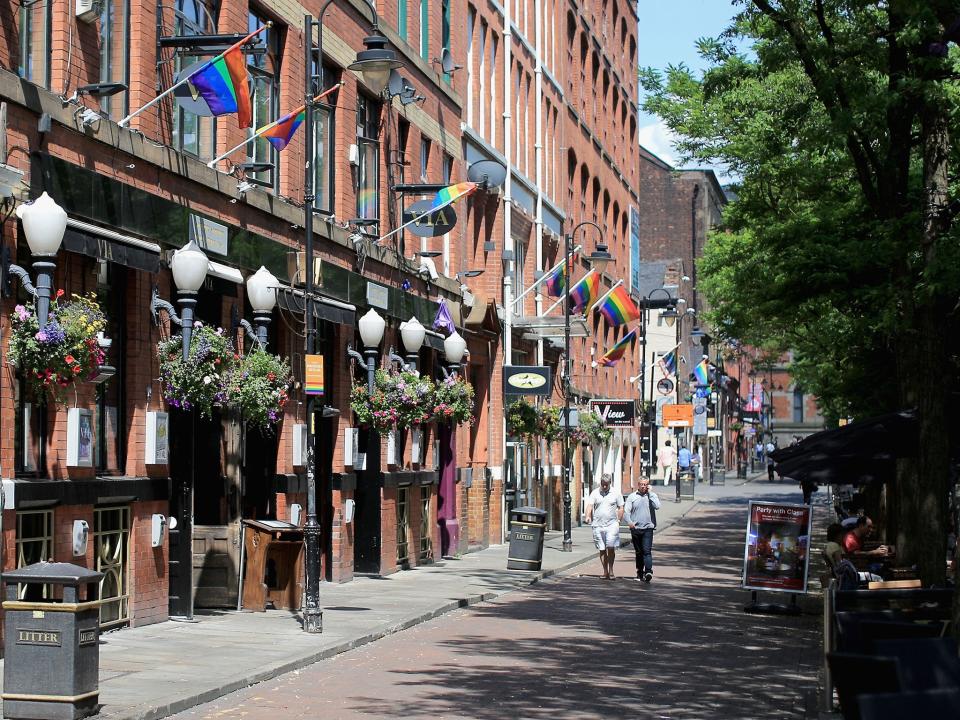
[477,22,486,138]
[419,493,432,561]
[246,11,281,190]
[172,0,216,159]
[397,488,410,565]
[99,0,129,121]
[465,6,475,127]
[356,93,381,221]
[95,506,131,628]
[18,0,50,88]
[16,509,53,600]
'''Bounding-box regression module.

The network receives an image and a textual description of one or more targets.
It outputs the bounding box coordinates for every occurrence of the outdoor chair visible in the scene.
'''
[859,619,944,650]
[857,688,960,720]
[872,638,960,691]
[827,652,903,720]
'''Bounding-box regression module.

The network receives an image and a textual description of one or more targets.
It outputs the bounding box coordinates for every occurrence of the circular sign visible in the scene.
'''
[694,404,707,415]
[403,199,458,237]
[657,378,674,395]
[507,372,547,391]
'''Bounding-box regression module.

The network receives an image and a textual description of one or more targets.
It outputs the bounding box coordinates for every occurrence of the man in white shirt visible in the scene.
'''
[657,440,677,485]
[584,473,624,580]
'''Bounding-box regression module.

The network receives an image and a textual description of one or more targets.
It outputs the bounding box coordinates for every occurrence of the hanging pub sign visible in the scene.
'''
[742,501,812,594]
[403,199,458,237]
[589,399,636,427]
[504,365,552,396]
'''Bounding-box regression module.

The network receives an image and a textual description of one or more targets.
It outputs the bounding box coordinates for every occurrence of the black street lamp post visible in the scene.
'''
[638,288,677,483]
[561,221,611,551]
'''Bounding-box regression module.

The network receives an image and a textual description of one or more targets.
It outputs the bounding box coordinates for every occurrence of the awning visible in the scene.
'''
[62,217,160,273]
[276,287,356,326]
[207,260,243,284]
[423,329,445,351]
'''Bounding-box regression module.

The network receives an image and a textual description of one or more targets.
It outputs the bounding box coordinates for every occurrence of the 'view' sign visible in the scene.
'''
[589,399,636,427]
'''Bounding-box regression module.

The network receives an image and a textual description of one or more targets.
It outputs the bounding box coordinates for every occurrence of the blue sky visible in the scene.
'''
[636,0,739,167]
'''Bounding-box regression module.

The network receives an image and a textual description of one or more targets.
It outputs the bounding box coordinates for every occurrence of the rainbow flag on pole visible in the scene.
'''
[543,253,578,297]
[261,109,305,150]
[658,347,678,377]
[597,283,641,326]
[599,328,638,367]
[189,46,253,128]
[432,182,478,208]
[569,271,600,312]
[694,358,710,385]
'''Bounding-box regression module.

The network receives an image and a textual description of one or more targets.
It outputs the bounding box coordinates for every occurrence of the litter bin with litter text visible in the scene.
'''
[678,471,696,500]
[507,507,547,570]
[711,467,726,486]
[2,562,104,720]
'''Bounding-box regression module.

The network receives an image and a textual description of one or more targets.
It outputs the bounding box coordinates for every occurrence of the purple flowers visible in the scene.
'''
[35,319,66,345]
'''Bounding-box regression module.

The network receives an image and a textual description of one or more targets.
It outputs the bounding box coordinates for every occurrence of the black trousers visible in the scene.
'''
[631,527,654,576]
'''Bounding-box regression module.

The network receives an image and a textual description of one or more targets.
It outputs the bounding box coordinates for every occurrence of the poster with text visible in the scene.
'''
[742,501,812,594]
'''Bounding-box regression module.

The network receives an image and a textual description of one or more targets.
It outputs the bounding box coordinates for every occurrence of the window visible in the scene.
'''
[419,0,429,60]
[96,263,126,474]
[489,34,498,146]
[397,488,410,566]
[95,506,131,628]
[441,0,451,82]
[246,12,281,190]
[16,510,53,600]
[419,138,431,181]
[419,493,432,561]
[465,7,475,127]
[793,387,804,423]
[172,0,216,158]
[99,0,129,120]
[477,23,486,138]
[313,62,338,215]
[18,0,50,87]
[356,94,381,221]
[14,381,45,475]
[513,239,526,314]
[397,0,407,40]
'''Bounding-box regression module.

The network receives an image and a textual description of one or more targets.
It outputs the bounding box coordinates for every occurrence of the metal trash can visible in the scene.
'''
[678,471,696,500]
[507,507,547,571]
[711,467,727,486]
[2,562,104,720]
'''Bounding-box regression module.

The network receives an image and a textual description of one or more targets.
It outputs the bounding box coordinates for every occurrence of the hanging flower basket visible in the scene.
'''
[573,410,613,446]
[351,369,436,433]
[506,398,538,439]
[536,404,563,442]
[229,349,292,433]
[8,291,106,402]
[431,373,475,427]
[157,323,236,418]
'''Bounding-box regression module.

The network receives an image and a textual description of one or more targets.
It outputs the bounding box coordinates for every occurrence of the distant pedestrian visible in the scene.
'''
[678,444,692,479]
[765,440,776,482]
[625,477,661,582]
[755,441,764,463]
[657,440,676,485]
[584,473,624,580]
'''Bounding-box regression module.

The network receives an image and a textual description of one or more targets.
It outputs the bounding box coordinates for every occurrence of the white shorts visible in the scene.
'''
[592,524,620,550]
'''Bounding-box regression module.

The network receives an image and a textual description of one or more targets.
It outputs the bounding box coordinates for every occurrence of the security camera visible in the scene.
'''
[349,232,365,248]
[419,257,439,281]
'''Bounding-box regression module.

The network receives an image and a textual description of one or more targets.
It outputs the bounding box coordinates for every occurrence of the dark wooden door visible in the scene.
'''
[353,428,381,574]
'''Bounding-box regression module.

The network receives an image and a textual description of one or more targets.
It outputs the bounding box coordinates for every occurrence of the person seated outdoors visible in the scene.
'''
[843,516,892,559]
[824,522,882,589]
[823,523,845,571]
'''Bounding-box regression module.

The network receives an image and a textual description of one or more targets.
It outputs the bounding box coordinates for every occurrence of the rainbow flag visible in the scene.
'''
[597,283,641,326]
[569,272,600,312]
[432,182,478,209]
[189,46,252,128]
[599,328,637,367]
[658,348,678,377]
[694,358,710,385]
[543,254,577,297]
[261,109,305,151]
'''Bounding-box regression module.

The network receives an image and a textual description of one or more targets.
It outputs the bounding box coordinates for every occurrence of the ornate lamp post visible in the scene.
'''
[150,240,210,360]
[399,316,426,371]
[562,221,612,551]
[242,266,279,349]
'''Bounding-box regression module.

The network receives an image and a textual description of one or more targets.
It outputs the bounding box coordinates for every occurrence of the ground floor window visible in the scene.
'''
[419,492,432,561]
[397,488,410,566]
[95,506,130,628]
[16,509,53,600]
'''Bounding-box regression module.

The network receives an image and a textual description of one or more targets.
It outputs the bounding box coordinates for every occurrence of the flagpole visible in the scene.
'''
[509,245,581,308]
[118,24,271,128]
[207,83,342,169]
[375,185,478,243]
[542,269,596,316]
[591,279,623,314]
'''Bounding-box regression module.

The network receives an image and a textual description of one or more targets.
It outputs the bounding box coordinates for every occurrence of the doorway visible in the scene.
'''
[353,428,382,573]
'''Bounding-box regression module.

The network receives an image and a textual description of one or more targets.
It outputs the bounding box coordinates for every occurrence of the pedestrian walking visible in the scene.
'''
[584,473,624,580]
[678,444,692,481]
[625,477,660,582]
[657,440,676,485]
[765,439,776,482]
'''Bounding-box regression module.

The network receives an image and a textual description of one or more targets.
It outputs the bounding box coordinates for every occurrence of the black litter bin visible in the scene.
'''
[711,467,726,486]
[2,562,104,720]
[507,507,547,571]
[678,471,696,500]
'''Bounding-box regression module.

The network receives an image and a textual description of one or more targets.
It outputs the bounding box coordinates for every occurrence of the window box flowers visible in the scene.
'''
[157,323,235,418]
[8,291,107,402]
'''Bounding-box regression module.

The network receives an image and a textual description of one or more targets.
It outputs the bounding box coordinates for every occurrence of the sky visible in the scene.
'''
[636,0,740,170]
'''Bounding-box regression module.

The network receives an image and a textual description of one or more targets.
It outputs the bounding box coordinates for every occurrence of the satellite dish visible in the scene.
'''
[440,48,463,75]
[387,69,404,97]
[467,159,507,190]
[173,60,215,117]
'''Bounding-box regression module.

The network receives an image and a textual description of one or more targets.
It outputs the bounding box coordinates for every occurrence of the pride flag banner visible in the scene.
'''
[189,46,252,128]
[597,283,641,326]
[261,109,305,150]
[432,182,478,208]
[569,272,600,312]
[658,348,678,377]
[543,253,578,297]
[694,358,710,385]
[599,328,638,367]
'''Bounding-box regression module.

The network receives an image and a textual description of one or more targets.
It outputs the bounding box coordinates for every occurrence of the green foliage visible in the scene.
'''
[8,292,106,403]
[572,411,613,446]
[536,405,563,442]
[158,323,236,418]
[506,399,538,438]
[229,350,292,433]
[350,369,436,432]
[431,373,476,427]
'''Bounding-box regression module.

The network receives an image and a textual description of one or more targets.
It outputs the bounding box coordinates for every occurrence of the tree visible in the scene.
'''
[642,1,960,591]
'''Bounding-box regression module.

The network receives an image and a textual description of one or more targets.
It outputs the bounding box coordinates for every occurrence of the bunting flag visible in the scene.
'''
[188,45,253,128]
[599,328,638,367]
[596,283,642,326]
[569,272,600,312]
[261,109,305,150]
[432,181,478,208]
[543,253,578,297]
[658,348,678,377]
[432,298,456,334]
[694,358,710,385]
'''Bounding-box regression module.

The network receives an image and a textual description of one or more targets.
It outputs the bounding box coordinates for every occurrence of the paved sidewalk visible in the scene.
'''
[0,476,754,720]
